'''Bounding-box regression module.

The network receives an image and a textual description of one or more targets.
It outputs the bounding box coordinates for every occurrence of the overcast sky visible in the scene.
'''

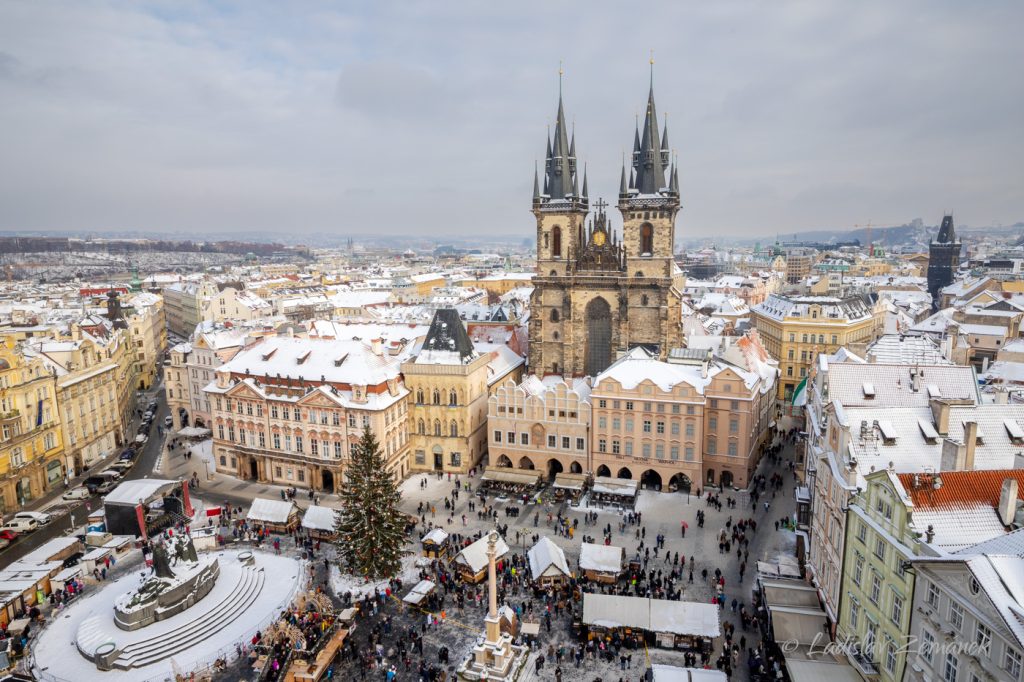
[1,1,1022,240]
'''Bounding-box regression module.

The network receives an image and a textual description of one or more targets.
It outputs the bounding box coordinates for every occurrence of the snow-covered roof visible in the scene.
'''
[582,593,720,637]
[247,498,298,524]
[421,528,449,545]
[301,505,339,532]
[579,543,624,573]
[453,533,509,573]
[527,537,570,580]
[594,347,707,394]
[103,479,179,506]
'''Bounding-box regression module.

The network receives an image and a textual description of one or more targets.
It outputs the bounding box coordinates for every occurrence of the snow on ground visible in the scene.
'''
[192,438,213,466]
[32,549,304,682]
[329,552,426,600]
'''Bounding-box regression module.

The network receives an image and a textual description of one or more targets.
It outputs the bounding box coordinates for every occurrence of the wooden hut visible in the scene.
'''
[579,542,625,584]
[451,533,509,583]
[421,528,450,559]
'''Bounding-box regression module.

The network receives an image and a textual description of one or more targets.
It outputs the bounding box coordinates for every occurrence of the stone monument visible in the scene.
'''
[457,531,528,680]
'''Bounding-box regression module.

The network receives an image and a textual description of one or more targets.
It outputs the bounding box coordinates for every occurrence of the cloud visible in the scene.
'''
[0,0,1021,239]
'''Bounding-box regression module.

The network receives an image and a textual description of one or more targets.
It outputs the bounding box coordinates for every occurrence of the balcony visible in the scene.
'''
[848,649,880,679]
[0,409,20,423]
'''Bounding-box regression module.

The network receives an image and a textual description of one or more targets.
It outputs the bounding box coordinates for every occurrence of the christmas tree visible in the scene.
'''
[335,426,406,579]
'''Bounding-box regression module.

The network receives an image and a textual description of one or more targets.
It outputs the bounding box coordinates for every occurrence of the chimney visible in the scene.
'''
[371,338,383,356]
[996,389,1009,405]
[930,398,950,435]
[964,420,978,470]
[925,524,935,544]
[941,437,967,471]
[910,369,920,393]
[999,478,1019,526]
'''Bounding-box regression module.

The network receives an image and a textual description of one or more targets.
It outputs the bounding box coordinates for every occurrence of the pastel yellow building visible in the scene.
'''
[752,293,885,401]
[0,339,65,512]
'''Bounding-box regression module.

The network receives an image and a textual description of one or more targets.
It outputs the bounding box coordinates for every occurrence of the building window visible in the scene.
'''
[273,433,280,449]
[709,416,718,430]
[275,466,282,478]
[450,452,461,467]
[686,422,695,437]
[295,436,303,452]
[334,442,342,458]
[849,599,859,628]
[598,399,607,408]
[521,433,529,445]
[727,441,738,456]
[311,440,319,455]
[642,443,651,457]
[869,572,881,604]
[219,455,226,466]
[598,439,607,453]
[655,444,664,459]
[856,522,867,543]
[687,405,695,415]
[258,432,265,448]
[548,435,556,448]
[599,416,607,428]
[348,413,356,427]
[297,469,305,482]
[884,639,897,674]
[575,437,585,450]
[684,446,694,461]
[975,623,992,655]
[562,436,570,449]
[643,420,652,433]
[625,419,634,432]
[921,629,934,663]
[671,421,679,435]
[624,441,633,456]
[729,418,738,434]
[625,401,634,410]
[1004,646,1022,678]
[613,418,621,430]
[891,592,903,625]
[707,438,716,454]
[874,538,886,560]
[853,553,864,586]
[656,421,665,434]
[949,602,964,631]
[640,223,653,255]
[415,450,425,465]
[943,653,958,682]
[925,581,940,608]
[612,440,620,454]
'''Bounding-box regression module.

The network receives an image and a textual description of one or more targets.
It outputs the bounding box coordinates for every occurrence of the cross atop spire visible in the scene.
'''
[631,61,670,195]
[537,67,583,205]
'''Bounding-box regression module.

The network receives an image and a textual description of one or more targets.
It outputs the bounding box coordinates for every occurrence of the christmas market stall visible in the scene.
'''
[479,467,543,498]
[402,580,436,607]
[451,533,509,583]
[246,497,300,533]
[589,476,639,510]
[301,505,340,541]
[578,542,625,584]
[581,593,720,652]
[527,537,571,587]
[421,528,450,559]
[552,472,588,505]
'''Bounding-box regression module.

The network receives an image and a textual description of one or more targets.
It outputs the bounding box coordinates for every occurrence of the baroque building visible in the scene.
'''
[528,76,684,378]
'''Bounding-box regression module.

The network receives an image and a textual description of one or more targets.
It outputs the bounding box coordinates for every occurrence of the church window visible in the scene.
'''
[434,420,441,436]
[552,331,560,340]
[449,389,457,406]
[433,389,440,405]
[416,389,424,404]
[550,309,560,322]
[552,226,562,259]
[641,295,649,306]
[450,420,458,437]
[641,223,654,255]
[417,419,425,435]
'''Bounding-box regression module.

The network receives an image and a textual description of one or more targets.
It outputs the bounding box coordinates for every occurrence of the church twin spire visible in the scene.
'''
[534,65,678,207]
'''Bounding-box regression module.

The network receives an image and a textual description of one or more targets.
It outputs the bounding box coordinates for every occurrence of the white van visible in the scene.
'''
[1,518,38,533]
[98,468,123,481]
[13,511,51,526]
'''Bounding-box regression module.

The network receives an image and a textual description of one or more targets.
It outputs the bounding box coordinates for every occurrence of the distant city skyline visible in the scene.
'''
[1,1,1022,239]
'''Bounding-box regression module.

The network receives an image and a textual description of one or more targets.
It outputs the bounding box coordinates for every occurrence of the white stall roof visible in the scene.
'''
[582,593,720,637]
[17,537,80,566]
[453,533,509,573]
[422,528,450,545]
[104,479,178,506]
[591,477,638,497]
[402,580,436,605]
[246,498,298,524]
[579,543,624,573]
[301,505,339,532]
[527,537,570,580]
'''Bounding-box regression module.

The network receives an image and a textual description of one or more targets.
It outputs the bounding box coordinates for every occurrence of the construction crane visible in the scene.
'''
[853,221,874,255]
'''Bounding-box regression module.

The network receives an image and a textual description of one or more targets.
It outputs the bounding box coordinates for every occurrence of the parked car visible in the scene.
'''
[0,529,20,541]
[84,476,117,495]
[1,518,37,533]
[63,486,91,500]
[120,448,137,461]
[135,433,148,446]
[98,468,123,480]
[13,511,51,526]
[164,415,173,428]
[0,538,9,550]
[109,461,132,475]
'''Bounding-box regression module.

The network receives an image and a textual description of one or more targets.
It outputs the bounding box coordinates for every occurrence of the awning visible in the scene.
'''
[786,659,862,682]
[480,467,542,485]
[770,605,828,645]
[553,473,588,490]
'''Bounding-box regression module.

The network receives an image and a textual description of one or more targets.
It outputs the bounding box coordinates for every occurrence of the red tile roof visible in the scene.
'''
[898,469,1024,509]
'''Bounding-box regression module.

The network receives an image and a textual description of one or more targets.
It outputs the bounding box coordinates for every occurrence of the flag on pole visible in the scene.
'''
[791,376,809,407]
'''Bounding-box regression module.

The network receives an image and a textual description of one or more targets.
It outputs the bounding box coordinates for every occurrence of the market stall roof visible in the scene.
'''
[104,479,179,506]
[177,426,211,438]
[757,555,802,579]
[786,660,862,682]
[582,593,720,637]
[591,476,639,497]
[301,505,339,532]
[453,533,510,573]
[480,467,543,485]
[422,528,450,545]
[651,665,727,681]
[247,498,299,524]
[579,543,624,573]
[402,580,436,605]
[769,606,829,645]
[552,472,588,490]
[761,578,820,609]
[527,537,570,580]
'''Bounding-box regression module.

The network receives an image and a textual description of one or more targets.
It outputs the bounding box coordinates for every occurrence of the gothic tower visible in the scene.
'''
[528,71,684,378]
[927,213,961,307]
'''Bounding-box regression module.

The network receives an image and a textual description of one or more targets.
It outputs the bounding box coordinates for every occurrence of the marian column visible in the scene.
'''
[485,530,500,642]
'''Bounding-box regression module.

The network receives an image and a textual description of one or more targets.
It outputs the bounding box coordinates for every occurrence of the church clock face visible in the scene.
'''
[593,230,607,246]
